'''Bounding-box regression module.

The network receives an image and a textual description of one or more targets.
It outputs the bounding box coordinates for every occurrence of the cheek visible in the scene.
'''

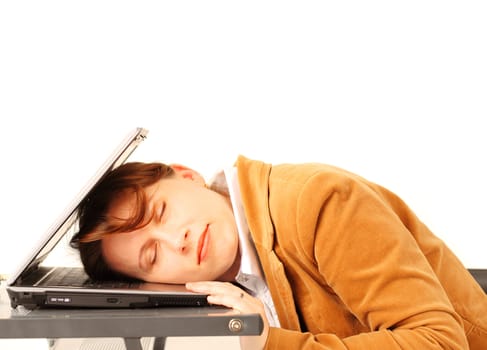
[210,226,239,269]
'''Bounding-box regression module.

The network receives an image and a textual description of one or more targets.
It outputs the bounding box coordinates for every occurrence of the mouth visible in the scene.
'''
[197,224,210,265]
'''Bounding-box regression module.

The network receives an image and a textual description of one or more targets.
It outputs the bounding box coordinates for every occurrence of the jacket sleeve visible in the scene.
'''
[265,170,469,350]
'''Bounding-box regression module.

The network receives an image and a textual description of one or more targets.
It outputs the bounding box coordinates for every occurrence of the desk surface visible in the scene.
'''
[0,285,263,340]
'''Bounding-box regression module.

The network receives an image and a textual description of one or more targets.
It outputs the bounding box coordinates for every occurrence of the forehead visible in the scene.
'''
[107,189,139,219]
[107,181,161,218]
[107,176,200,217]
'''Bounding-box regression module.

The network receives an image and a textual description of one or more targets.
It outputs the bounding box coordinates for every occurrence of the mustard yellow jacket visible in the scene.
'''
[236,156,487,350]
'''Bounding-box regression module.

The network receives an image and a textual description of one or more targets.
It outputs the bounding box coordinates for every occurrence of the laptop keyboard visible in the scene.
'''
[41,267,89,287]
[38,267,135,289]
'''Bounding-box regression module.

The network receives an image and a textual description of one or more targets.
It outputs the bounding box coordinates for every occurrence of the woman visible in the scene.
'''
[71,155,487,349]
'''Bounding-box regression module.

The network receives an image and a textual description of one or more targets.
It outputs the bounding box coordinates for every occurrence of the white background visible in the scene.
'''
[1,1,486,289]
[1,2,486,349]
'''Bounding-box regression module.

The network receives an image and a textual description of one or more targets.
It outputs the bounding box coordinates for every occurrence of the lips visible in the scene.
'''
[197,224,210,265]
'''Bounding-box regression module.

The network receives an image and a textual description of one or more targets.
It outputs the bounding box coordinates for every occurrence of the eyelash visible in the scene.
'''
[151,241,158,266]
[150,202,165,266]
[159,202,166,222]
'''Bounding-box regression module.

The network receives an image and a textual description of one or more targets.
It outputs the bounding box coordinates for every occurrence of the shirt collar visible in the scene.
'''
[209,168,281,327]
[209,167,265,279]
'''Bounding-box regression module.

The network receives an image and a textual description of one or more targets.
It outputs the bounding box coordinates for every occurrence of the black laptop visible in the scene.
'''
[6,127,209,309]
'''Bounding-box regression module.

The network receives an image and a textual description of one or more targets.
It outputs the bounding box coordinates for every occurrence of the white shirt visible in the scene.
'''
[210,167,280,327]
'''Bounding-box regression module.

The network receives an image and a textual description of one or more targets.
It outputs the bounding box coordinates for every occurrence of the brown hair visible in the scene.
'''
[70,162,175,281]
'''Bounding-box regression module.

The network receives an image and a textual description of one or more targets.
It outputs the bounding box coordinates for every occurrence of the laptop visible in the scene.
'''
[6,127,209,309]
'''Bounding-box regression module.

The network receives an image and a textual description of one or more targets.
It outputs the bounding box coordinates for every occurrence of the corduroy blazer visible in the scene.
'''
[236,155,487,350]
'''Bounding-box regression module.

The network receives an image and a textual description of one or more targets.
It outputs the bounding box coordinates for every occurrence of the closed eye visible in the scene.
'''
[159,202,166,222]
[144,240,158,271]
[150,241,158,266]
[141,240,159,272]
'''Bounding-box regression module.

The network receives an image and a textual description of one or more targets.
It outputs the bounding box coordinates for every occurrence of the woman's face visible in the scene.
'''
[101,167,240,284]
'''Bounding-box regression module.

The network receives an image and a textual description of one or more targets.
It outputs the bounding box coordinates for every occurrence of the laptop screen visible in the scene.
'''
[8,127,148,286]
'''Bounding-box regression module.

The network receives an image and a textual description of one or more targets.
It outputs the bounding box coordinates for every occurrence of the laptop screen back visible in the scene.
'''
[7,127,148,286]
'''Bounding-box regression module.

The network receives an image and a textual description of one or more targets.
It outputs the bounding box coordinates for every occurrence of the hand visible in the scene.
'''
[186,281,270,350]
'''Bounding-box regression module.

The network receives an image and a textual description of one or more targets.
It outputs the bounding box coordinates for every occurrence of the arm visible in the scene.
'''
[192,159,470,349]
[263,171,469,349]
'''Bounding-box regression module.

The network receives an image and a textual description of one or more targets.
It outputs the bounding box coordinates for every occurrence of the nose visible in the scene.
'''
[156,228,189,254]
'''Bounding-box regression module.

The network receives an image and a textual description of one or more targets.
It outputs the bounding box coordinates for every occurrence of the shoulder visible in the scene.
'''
[236,154,366,188]
[236,155,383,231]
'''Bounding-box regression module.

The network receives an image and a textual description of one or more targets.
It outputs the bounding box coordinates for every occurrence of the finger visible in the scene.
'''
[206,291,254,312]
[186,282,258,311]
[187,281,245,302]
[192,282,249,306]
[209,291,263,314]
[185,281,217,292]
[186,281,237,295]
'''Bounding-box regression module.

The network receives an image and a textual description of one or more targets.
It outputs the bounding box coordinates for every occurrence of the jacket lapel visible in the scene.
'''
[236,155,301,331]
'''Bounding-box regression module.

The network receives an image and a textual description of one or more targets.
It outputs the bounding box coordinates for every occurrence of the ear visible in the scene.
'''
[170,164,206,186]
